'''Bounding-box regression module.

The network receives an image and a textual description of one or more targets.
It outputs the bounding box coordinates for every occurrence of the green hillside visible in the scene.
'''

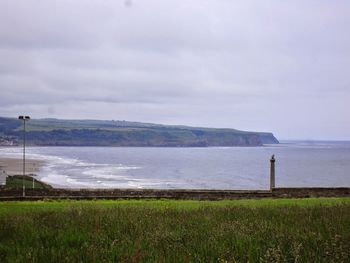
[0,117,279,146]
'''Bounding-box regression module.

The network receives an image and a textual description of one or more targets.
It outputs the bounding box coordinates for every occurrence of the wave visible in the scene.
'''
[0,147,147,189]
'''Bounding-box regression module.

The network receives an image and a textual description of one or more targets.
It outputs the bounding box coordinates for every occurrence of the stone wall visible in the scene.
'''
[0,188,271,200]
[0,187,349,201]
[272,187,350,198]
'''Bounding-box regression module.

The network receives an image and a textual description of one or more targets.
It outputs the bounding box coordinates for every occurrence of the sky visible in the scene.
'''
[0,0,349,140]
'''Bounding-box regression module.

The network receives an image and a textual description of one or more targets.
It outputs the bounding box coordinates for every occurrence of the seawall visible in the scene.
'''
[0,187,349,201]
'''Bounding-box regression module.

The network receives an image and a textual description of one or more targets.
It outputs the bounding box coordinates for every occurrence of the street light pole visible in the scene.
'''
[18,115,30,197]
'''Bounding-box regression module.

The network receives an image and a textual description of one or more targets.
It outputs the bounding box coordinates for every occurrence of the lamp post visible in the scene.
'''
[18,115,30,197]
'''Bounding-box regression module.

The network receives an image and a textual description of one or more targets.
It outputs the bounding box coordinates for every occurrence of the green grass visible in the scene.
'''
[0,198,349,262]
[5,175,52,189]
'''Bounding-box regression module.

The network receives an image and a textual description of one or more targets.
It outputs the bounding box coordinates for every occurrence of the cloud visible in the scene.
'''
[0,0,349,139]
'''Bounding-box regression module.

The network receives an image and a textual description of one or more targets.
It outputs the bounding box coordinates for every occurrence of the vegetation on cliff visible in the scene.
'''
[0,117,279,147]
[5,175,52,189]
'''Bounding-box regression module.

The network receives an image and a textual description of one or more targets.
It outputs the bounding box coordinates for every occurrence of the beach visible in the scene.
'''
[0,157,44,176]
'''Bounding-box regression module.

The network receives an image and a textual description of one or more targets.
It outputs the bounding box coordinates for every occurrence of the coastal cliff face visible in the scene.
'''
[0,117,279,147]
[257,132,280,144]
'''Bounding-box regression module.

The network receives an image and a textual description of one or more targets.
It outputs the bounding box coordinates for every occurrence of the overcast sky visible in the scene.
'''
[0,0,349,140]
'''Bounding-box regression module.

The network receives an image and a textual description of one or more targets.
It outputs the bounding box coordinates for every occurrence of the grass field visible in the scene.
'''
[0,198,349,262]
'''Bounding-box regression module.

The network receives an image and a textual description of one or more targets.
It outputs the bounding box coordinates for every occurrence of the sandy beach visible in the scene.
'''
[0,158,44,176]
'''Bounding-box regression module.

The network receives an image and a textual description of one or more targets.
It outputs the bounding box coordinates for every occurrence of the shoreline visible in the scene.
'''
[0,157,44,176]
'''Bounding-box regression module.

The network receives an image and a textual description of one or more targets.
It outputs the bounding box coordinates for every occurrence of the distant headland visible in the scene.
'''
[0,117,278,147]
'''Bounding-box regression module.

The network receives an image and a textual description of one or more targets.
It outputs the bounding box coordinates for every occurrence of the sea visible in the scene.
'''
[0,141,349,189]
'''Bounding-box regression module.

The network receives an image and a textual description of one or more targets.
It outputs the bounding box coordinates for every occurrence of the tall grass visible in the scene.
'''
[0,199,349,262]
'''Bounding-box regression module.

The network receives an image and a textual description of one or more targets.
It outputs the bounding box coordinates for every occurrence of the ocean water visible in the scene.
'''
[0,141,349,189]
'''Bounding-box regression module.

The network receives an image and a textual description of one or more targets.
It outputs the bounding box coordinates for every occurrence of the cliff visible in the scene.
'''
[0,117,279,147]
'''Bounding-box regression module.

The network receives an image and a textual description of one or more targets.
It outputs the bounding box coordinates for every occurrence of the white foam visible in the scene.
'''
[0,147,199,189]
[0,147,146,188]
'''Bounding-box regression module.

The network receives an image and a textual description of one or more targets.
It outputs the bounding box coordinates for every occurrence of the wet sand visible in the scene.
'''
[0,158,44,176]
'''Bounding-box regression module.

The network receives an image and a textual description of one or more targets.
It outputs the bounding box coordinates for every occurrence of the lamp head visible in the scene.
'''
[18,116,24,120]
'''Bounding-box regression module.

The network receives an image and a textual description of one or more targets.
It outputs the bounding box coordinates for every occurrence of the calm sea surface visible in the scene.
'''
[1,141,350,189]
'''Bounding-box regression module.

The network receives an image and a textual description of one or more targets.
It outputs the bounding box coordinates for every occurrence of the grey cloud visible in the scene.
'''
[0,0,350,140]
